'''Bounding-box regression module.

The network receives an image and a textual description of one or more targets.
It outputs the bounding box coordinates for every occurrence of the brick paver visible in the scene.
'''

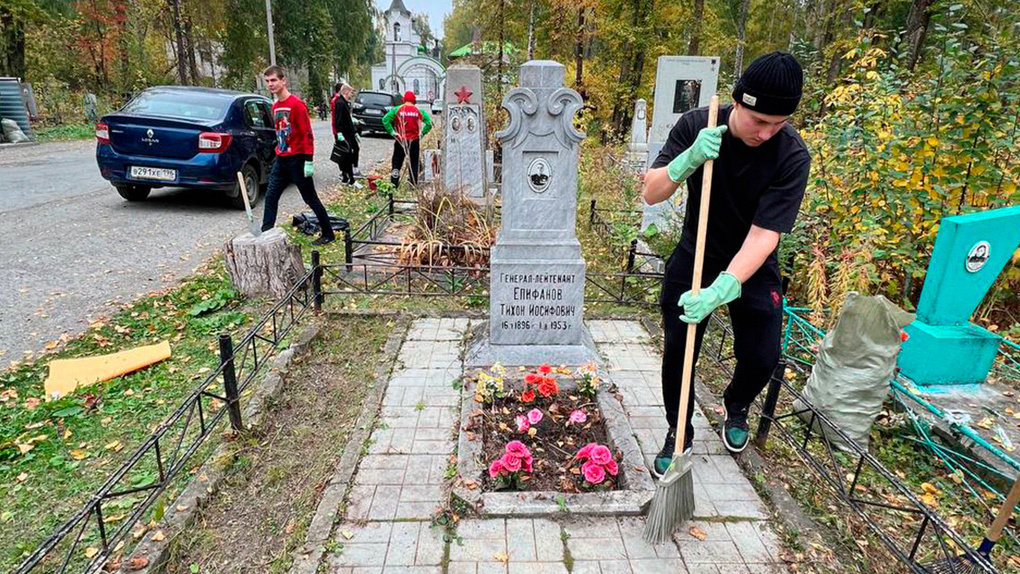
[318,319,788,574]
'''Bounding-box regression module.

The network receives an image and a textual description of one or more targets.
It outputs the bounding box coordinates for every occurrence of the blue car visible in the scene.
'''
[96,86,277,209]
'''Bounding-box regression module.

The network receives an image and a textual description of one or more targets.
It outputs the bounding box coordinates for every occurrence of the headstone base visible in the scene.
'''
[463,321,600,368]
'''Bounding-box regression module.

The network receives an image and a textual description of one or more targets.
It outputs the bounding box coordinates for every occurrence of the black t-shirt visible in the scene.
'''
[651,104,810,267]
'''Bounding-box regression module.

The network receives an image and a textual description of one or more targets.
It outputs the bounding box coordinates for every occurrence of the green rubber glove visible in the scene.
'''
[679,272,741,324]
[667,125,728,183]
[303,161,314,178]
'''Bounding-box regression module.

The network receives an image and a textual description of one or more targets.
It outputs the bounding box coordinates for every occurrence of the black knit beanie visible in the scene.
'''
[732,52,803,116]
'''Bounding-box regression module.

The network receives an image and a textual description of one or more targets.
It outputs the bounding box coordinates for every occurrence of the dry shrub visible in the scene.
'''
[398,181,497,268]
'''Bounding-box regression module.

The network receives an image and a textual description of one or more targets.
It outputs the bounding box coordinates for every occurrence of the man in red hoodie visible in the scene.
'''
[261,65,335,245]
[382,90,432,187]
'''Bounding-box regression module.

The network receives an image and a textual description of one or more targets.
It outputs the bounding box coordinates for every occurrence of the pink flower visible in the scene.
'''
[515,415,530,433]
[575,443,596,460]
[527,408,544,424]
[523,456,533,472]
[590,445,612,466]
[568,409,587,425]
[604,459,619,476]
[501,453,522,472]
[582,460,606,484]
[489,459,504,478]
[505,440,531,459]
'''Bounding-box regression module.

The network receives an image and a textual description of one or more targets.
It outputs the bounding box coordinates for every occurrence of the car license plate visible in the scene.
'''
[365,109,382,116]
[129,166,177,181]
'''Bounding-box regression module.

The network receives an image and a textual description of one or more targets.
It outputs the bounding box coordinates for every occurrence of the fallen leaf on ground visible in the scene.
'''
[150,530,165,541]
[104,440,121,451]
[340,529,354,540]
[85,547,100,559]
[128,557,149,570]
[17,472,28,481]
[493,552,509,564]
[71,449,87,460]
[689,526,708,541]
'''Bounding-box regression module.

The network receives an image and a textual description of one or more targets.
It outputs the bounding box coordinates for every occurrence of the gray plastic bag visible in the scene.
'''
[794,293,914,452]
[1,118,30,143]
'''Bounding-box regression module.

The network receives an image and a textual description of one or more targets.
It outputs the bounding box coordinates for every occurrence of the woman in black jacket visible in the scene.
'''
[331,83,359,184]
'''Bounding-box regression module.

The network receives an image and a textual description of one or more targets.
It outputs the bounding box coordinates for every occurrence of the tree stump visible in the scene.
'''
[224,228,306,300]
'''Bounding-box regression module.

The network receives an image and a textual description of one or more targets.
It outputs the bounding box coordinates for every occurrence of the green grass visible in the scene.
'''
[33,123,95,142]
[0,264,261,570]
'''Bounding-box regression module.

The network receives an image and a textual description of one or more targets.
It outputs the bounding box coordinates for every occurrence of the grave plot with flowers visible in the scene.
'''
[454,361,655,516]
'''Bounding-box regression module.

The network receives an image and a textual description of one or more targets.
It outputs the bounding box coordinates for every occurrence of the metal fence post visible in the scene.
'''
[311,249,323,313]
[589,199,597,226]
[218,334,243,432]
[388,192,394,217]
[627,239,637,273]
[755,359,785,448]
[344,228,353,272]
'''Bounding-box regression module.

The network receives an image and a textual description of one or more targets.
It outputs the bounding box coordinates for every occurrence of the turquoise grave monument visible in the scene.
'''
[897,205,1020,385]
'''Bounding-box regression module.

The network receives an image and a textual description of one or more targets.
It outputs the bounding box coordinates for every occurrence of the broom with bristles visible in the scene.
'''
[921,472,1020,573]
[643,94,720,544]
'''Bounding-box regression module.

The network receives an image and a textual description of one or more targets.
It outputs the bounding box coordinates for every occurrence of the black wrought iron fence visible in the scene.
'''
[703,314,1000,573]
[14,269,316,574]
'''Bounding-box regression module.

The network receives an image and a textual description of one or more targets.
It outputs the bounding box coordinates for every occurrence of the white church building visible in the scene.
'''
[370,0,445,101]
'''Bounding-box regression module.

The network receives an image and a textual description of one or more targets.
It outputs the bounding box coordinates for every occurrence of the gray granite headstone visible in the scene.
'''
[642,56,719,233]
[443,65,487,198]
[626,98,648,169]
[467,60,597,367]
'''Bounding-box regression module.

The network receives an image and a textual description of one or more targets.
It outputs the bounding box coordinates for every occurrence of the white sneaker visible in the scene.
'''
[353,182,364,189]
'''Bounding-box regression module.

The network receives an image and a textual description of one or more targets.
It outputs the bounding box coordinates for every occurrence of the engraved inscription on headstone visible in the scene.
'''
[490,60,587,347]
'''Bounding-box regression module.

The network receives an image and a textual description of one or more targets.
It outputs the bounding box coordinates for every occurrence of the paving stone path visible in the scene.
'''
[318,318,788,573]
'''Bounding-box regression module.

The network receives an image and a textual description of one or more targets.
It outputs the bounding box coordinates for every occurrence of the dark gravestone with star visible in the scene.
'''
[443,65,487,198]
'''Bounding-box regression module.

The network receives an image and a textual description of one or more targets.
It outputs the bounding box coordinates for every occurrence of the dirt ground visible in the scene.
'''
[157,315,396,574]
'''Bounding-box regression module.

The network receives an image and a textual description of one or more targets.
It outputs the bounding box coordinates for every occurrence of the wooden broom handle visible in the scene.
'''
[674,95,719,456]
[988,472,1020,541]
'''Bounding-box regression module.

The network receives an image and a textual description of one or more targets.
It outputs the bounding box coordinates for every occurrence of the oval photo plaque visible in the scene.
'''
[965,241,990,273]
[527,157,551,194]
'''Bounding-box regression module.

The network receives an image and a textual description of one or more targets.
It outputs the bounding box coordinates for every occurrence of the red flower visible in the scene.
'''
[538,363,552,374]
[537,379,559,398]
[524,372,539,385]
[604,459,619,476]
[521,389,536,403]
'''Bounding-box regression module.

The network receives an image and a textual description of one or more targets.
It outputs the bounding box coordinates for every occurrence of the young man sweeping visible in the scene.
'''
[642,52,810,477]
[260,65,335,246]
[382,90,432,187]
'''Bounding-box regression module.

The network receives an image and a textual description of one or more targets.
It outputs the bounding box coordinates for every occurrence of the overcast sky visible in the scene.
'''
[375,0,452,38]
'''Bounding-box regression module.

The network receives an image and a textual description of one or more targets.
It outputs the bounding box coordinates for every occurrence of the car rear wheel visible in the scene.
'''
[116,184,151,202]
[229,164,260,210]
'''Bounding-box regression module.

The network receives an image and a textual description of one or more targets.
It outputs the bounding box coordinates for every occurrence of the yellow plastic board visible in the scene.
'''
[44,341,172,400]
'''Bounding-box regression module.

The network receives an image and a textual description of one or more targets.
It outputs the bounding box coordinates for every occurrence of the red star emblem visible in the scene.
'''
[454,85,473,104]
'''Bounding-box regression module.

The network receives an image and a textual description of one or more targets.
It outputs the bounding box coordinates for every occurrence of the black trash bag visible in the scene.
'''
[291,212,349,236]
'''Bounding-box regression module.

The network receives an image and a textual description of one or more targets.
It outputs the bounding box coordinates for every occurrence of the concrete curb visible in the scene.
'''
[118,322,322,573]
[453,370,654,517]
[288,314,411,574]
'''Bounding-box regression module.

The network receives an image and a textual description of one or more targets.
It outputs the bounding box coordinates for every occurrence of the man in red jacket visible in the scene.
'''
[382,90,432,187]
[261,65,335,245]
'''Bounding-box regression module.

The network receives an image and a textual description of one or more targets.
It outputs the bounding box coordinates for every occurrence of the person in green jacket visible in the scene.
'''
[382,90,433,187]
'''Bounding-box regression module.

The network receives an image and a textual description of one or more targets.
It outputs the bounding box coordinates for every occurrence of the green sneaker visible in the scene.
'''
[652,427,692,478]
[722,404,750,453]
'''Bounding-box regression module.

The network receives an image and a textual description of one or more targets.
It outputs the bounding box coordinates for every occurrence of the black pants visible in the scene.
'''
[261,155,334,238]
[660,247,784,441]
[338,133,359,183]
[391,139,420,186]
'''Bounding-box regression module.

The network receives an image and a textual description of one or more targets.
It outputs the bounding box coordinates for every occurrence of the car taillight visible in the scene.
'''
[95,123,110,144]
[198,132,232,152]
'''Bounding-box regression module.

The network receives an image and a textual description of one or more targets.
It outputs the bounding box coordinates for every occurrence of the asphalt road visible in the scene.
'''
[0,120,392,360]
